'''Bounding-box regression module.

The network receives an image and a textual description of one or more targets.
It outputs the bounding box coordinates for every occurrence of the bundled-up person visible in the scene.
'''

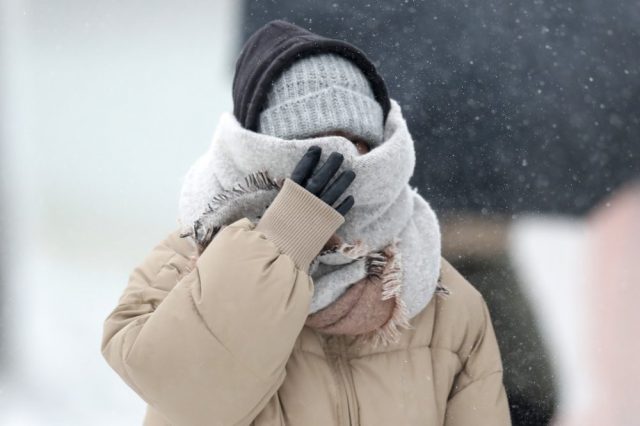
[101,20,511,426]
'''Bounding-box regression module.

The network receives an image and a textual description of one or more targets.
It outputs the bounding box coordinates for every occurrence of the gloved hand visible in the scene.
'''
[290,145,355,216]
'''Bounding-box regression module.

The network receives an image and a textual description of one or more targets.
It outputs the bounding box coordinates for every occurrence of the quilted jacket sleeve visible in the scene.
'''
[444,294,511,426]
[101,178,344,426]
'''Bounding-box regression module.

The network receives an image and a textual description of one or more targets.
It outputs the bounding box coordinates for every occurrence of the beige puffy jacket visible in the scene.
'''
[102,178,511,426]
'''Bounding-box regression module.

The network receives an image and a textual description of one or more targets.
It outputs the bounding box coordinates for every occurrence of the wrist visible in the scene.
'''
[255,178,345,272]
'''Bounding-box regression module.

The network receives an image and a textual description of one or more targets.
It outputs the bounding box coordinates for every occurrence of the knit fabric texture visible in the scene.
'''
[257,53,385,146]
[178,100,442,345]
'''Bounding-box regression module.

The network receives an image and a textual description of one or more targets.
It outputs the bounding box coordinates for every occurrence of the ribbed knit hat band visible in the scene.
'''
[257,53,384,146]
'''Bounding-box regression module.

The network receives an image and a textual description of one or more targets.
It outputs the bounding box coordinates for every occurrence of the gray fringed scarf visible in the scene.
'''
[177,99,442,344]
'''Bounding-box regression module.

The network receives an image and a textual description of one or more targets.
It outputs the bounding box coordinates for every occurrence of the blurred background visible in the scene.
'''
[0,1,638,425]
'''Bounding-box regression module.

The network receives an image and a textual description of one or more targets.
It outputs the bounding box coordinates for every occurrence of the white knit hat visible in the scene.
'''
[257,53,384,146]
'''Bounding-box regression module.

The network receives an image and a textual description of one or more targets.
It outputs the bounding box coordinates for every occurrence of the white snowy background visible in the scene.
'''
[0,1,239,424]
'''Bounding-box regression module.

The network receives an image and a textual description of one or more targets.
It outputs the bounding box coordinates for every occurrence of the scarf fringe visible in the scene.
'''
[181,170,283,251]
[317,238,412,347]
[366,253,450,347]
[208,170,283,205]
[355,238,414,348]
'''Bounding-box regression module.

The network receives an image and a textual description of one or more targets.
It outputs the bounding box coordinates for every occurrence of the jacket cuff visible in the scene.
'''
[255,177,345,272]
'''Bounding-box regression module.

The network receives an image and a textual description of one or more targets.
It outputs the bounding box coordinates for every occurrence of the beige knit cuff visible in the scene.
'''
[254,177,345,272]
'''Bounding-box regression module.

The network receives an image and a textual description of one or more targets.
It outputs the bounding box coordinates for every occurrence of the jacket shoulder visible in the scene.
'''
[126,228,198,295]
[426,258,492,361]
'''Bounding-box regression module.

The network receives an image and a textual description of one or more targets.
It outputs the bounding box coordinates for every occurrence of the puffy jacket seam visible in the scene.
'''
[185,266,279,385]
[147,253,192,290]
[342,344,460,360]
[116,320,160,406]
[121,311,155,361]
[460,296,492,381]
[450,369,503,397]
[295,349,328,360]
[443,298,491,400]
[432,289,464,367]
[234,371,287,426]
[431,346,463,370]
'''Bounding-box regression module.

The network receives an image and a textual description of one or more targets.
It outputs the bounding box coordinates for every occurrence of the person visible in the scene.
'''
[101,20,511,426]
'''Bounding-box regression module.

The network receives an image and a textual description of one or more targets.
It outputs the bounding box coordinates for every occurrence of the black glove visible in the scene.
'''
[290,145,355,216]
